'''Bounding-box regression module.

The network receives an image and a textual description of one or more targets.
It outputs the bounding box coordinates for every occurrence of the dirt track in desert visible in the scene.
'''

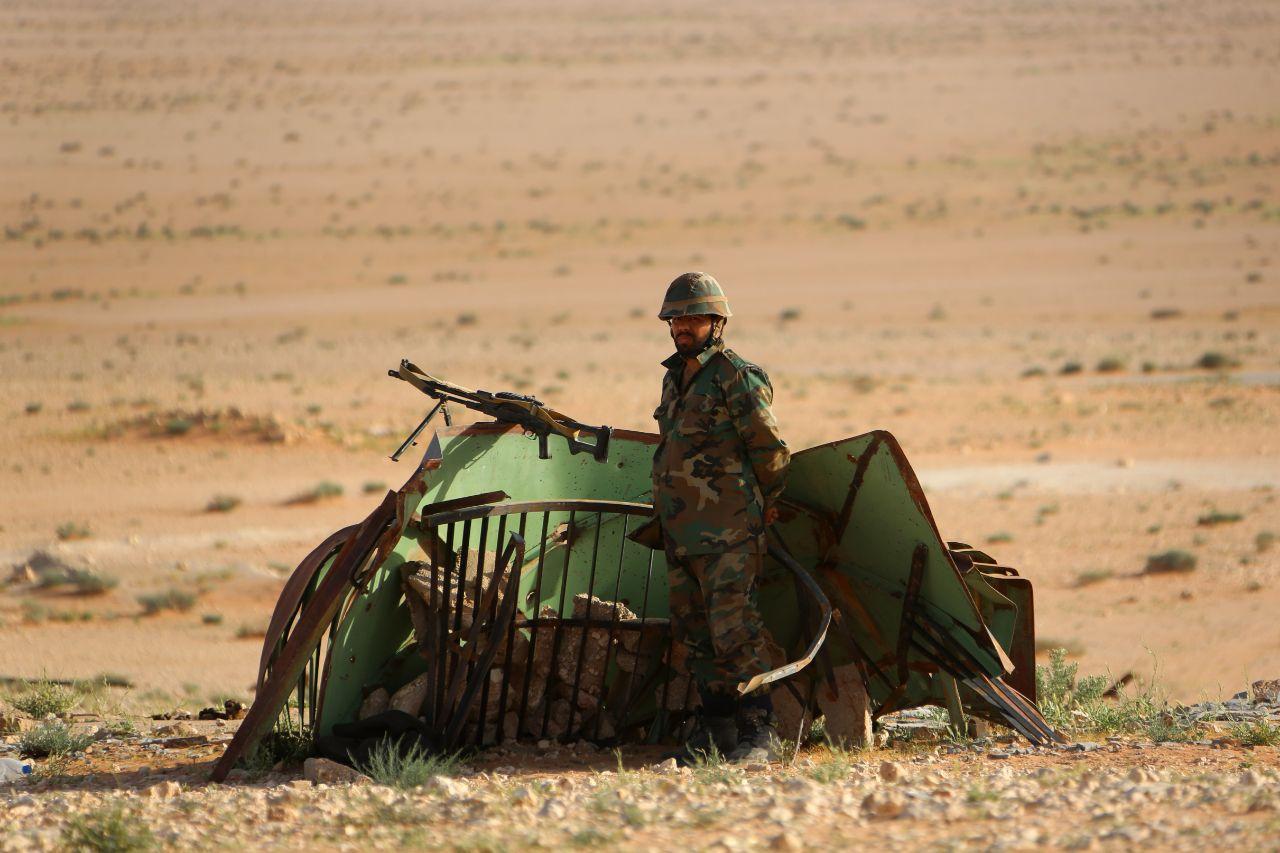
[1,0,1277,721]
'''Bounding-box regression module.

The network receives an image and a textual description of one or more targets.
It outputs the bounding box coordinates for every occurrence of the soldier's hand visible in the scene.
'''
[763,506,779,525]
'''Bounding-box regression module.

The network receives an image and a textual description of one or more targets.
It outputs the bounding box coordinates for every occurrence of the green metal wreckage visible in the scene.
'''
[212,364,1060,781]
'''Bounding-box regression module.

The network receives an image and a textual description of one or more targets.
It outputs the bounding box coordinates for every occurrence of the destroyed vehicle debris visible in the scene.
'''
[212,370,1059,781]
[198,700,247,721]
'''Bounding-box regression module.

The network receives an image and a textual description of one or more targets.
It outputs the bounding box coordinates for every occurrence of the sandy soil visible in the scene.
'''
[0,0,1277,717]
[2,718,1279,851]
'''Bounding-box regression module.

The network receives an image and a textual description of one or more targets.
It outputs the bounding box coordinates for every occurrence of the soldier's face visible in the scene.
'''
[669,314,714,356]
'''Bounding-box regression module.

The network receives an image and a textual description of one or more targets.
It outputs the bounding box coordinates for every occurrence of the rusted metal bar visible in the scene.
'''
[615,543,657,733]
[473,514,504,744]
[426,499,651,527]
[593,513,630,741]
[833,434,882,543]
[517,511,552,740]
[212,492,397,783]
[542,509,577,740]
[492,511,528,744]
[735,538,832,696]
[257,525,356,688]
[896,544,927,684]
[566,511,604,737]
[442,535,525,749]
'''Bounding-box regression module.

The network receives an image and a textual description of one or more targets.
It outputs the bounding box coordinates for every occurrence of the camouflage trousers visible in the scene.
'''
[666,543,772,700]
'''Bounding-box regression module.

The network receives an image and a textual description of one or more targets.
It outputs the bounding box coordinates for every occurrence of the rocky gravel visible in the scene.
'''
[1,722,1278,851]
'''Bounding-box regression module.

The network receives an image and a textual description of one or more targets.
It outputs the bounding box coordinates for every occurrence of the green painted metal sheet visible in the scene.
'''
[317,425,667,737]
[778,430,1015,712]
[314,423,1025,736]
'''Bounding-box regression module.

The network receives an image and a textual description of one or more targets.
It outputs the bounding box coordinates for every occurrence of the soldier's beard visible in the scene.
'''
[670,319,724,357]
[672,328,706,357]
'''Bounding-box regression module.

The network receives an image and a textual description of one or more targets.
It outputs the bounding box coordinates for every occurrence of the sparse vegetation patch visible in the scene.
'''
[8,678,79,717]
[61,805,156,852]
[136,588,198,615]
[1144,550,1197,574]
[19,719,94,757]
[358,739,466,788]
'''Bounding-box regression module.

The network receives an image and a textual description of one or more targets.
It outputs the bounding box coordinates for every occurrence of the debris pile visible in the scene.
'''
[349,559,696,744]
[1180,681,1280,725]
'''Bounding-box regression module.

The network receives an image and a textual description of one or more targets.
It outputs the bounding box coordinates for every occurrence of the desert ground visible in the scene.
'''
[0,0,1278,846]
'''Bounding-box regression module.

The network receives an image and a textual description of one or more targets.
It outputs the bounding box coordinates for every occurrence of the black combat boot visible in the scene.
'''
[667,692,738,767]
[729,693,780,764]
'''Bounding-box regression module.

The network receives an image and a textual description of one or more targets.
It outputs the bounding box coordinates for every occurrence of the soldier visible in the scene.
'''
[649,271,790,764]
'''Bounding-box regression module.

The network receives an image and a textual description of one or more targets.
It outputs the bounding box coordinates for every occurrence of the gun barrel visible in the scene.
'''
[389,361,611,462]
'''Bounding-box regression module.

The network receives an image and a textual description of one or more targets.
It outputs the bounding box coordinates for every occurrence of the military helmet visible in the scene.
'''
[658,272,732,320]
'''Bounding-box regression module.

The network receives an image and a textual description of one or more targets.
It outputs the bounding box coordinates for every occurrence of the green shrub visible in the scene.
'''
[1195,351,1240,370]
[235,621,267,639]
[358,738,465,788]
[136,588,198,615]
[1095,356,1126,373]
[362,481,387,494]
[74,570,118,596]
[1073,569,1113,587]
[1257,531,1276,553]
[201,613,224,626]
[1144,550,1197,574]
[9,678,79,717]
[286,481,344,505]
[55,521,92,541]
[1196,510,1242,527]
[39,567,118,596]
[1035,648,1197,740]
[21,600,48,624]
[205,494,242,513]
[1232,720,1280,747]
[61,805,155,852]
[986,532,1014,544]
[1059,361,1083,375]
[99,719,138,739]
[19,720,94,757]
[238,725,313,773]
[163,417,194,436]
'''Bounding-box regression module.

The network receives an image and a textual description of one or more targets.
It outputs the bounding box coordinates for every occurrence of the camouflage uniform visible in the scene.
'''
[652,338,789,697]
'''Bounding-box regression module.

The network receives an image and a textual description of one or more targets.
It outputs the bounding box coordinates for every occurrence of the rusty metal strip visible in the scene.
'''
[905,612,1061,745]
[213,492,398,782]
[593,512,631,741]
[566,512,605,737]
[978,672,1064,744]
[735,537,831,696]
[895,543,927,684]
[516,511,552,739]
[256,525,357,688]
[441,535,525,749]
[492,512,529,744]
[413,490,509,525]
[961,673,1058,745]
[541,509,578,739]
[833,434,883,543]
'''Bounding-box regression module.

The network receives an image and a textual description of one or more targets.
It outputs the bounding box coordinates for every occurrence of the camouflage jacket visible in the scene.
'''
[651,340,789,556]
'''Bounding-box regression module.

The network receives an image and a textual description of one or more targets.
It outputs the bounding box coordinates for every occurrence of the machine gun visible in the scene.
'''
[388,360,612,463]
